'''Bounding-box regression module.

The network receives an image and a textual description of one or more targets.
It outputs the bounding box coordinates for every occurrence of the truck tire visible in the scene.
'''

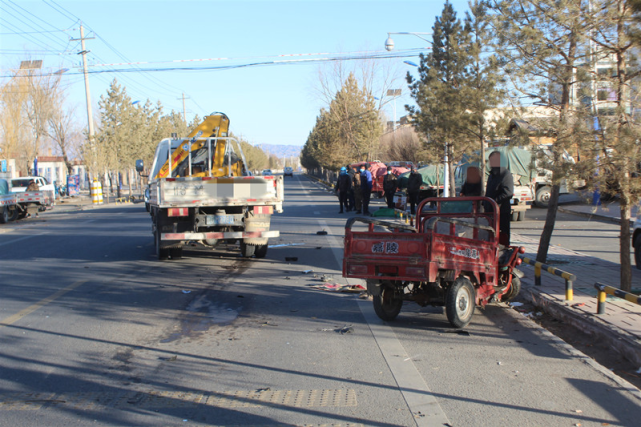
[445,278,476,329]
[8,208,18,221]
[501,276,521,302]
[254,244,268,258]
[518,210,525,221]
[155,229,169,260]
[240,241,255,257]
[170,247,183,260]
[0,207,8,224]
[535,186,551,208]
[373,282,403,321]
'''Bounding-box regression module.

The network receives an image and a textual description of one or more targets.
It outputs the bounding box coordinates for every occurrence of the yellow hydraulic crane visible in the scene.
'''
[155,113,244,179]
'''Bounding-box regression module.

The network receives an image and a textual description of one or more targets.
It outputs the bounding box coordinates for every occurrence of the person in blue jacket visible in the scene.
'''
[360,163,373,215]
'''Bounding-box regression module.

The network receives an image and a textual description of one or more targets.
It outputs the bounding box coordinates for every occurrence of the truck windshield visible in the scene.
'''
[12,179,31,188]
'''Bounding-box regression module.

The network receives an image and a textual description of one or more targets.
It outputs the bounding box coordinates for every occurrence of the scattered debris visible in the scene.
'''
[316,230,328,235]
[284,276,291,280]
[269,243,304,248]
[237,295,244,298]
[303,270,313,274]
[309,283,366,293]
[510,302,524,307]
[182,290,192,294]
[315,247,322,249]
[497,361,503,365]
[404,354,421,361]
[285,257,298,262]
[320,274,332,282]
[573,409,583,414]
[572,302,586,308]
[337,326,353,334]
[256,387,271,392]
[159,355,177,362]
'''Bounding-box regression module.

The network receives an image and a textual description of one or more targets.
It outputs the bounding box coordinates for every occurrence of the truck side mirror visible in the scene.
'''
[135,159,144,173]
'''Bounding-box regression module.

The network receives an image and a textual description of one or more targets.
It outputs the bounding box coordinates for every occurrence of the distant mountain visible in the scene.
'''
[258,144,301,159]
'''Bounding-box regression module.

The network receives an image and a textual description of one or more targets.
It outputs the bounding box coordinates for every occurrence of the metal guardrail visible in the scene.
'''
[520,257,577,301]
[594,282,641,314]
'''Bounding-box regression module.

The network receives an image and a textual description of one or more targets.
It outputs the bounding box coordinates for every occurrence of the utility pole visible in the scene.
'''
[71,24,95,145]
[177,93,190,124]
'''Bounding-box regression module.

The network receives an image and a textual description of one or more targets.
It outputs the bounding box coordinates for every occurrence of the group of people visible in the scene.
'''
[334,164,374,215]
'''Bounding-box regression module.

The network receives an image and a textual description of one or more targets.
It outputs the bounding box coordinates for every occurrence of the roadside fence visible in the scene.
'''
[594,282,641,314]
[520,257,576,301]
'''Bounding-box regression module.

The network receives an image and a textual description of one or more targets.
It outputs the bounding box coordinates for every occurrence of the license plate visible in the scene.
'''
[205,215,236,225]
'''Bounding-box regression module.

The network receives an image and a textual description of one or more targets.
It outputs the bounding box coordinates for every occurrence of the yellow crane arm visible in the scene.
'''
[155,113,230,179]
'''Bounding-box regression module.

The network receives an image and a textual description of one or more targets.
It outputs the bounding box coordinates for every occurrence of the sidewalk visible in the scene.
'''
[513,231,641,366]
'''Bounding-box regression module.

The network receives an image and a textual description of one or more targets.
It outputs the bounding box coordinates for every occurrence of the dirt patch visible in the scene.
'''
[511,296,641,390]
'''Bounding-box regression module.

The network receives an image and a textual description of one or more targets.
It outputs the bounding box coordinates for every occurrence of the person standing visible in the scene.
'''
[360,163,373,215]
[346,164,355,212]
[383,166,398,209]
[352,166,363,214]
[334,167,352,213]
[485,151,514,246]
[407,166,423,214]
[460,166,483,197]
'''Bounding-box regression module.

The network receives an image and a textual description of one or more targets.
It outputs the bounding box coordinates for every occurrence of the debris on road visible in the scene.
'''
[182,290,192,294]
[159,355,178,362]
[320,274,332,282]
[285,257,298,262]
[572,302,586,307]
[316,230,328,235]
[309,283,366,293]
[510,302,524,307]
[269,243,304,248]
[337,326,353,334]
[302,270,313,274]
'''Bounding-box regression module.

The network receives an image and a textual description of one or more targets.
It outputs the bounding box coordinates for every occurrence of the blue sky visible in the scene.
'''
[1,0,472,147]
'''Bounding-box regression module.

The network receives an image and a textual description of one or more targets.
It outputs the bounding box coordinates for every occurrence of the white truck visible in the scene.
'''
[141,113,284,261]
[0,176,54,222]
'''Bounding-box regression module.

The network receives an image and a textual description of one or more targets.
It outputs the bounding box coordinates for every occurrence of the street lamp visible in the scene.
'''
[387,89,402,132]
[385,32,432,51]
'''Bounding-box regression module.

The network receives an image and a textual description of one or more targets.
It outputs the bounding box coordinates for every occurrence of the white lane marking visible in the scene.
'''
[318,218,450,427]
[0,232,48,248]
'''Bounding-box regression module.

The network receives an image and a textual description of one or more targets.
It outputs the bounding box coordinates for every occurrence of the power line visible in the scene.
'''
[2,1,72,52]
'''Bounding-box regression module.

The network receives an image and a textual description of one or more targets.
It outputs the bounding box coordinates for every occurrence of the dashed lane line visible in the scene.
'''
[318,217,451,427]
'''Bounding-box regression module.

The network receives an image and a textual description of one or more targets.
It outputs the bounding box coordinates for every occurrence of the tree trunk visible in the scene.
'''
[536,182,561,263]
[620,203,632,291]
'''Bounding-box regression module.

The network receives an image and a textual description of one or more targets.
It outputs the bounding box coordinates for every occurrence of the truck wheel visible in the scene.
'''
[501,276,521,302]
[373,282,403,321]
[0,207,8,224]
[8,208,18,221]
[240,241,255,257]
[169,247,183,260]
[535,186,551,208]
[446,278,476,328]
[254,244,268,258]
[518,210,525,221]
[155,229,169,261]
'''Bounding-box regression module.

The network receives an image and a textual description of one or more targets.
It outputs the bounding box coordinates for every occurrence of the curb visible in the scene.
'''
[558,205,633,227]
[519,278,641,367]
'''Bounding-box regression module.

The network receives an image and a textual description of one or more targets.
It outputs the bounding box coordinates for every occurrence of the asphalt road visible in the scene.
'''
[0,175,639,426]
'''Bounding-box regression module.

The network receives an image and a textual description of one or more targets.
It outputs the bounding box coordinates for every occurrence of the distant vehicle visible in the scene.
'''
[633,217,641,269]
[11,176,55,210]
[387,161,415,170]
[261,169,273,176]
[283,167,294,177]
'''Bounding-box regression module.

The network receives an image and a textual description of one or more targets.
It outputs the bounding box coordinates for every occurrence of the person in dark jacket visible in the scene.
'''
[346,165,355,212]
[383,166,397,209]
[460,166,483,197]
[360,163,373,215]
[334,167,352,213]
[485,151,514,246]
[407,166,423,214]
[352,167,363,214]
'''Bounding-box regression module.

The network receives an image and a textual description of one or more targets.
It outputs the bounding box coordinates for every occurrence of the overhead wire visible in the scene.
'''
[2,1,72,52]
